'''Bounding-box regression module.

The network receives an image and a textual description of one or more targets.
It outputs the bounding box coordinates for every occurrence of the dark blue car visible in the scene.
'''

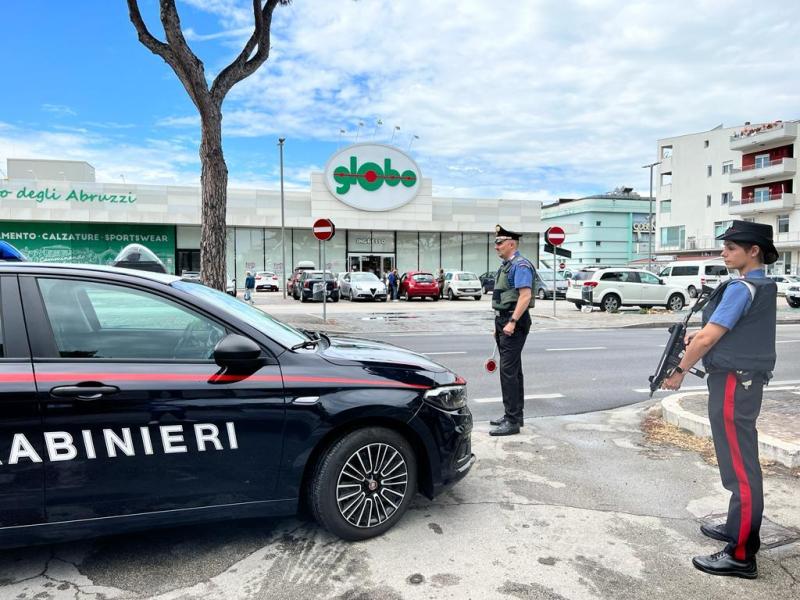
[0,263,474,547]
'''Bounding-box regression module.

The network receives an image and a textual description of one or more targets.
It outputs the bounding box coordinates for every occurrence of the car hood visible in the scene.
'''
[320,336,448,373]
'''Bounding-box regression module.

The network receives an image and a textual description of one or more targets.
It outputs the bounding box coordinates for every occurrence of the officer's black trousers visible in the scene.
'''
[495,311,531,425]
[707,371,764,561]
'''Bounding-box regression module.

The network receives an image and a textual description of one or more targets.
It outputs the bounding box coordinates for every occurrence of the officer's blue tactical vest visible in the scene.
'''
[492,254,535,311]
[701,276,777,373]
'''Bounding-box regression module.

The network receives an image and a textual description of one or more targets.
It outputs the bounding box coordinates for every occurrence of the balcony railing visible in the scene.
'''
[728,193,796,214]
[729,157,797,184]
[730,121,797,151]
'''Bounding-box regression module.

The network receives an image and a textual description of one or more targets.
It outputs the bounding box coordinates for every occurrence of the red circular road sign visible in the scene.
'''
[545,226,566,246]
[312,218,336,241]
[559,262,566,270]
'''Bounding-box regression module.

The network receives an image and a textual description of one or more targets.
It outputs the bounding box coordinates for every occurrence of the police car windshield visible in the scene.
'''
[172,281,308,347]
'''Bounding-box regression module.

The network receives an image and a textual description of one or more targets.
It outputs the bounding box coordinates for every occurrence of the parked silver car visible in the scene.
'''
[534,269,568,300]
[339,271,388,301]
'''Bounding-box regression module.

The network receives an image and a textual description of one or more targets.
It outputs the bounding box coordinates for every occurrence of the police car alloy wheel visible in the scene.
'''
[309,427,417,541]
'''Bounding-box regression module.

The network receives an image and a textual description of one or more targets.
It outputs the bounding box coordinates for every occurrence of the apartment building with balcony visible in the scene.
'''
[655,120,799,275]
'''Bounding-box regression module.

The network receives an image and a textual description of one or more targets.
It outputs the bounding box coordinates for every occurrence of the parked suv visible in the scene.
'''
[566,267,688,312]
[294,270,339,302]
[288,261,316,297]
[443,271,483,300]
[658,259,732,298]
[399,271,440,301]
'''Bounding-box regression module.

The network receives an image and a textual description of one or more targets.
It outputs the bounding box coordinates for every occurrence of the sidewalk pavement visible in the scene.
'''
[662,385,800,469]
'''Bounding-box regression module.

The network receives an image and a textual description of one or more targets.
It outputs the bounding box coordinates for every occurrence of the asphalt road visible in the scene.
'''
[366,324,800,422]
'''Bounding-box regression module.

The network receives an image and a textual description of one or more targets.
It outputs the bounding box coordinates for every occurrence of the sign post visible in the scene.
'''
[313,218,336,323]
[545,226,566,317]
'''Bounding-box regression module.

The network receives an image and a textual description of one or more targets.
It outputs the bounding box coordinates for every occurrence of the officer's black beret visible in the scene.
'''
[494,224,522,241]
[715,220,779,264]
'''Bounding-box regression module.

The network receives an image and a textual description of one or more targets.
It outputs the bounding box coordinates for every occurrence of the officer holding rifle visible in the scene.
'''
[661,221,777,580]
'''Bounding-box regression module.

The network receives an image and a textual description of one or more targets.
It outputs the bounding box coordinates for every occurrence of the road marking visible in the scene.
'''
[388,332,491,337]
[425,351,467,356]
[776,340,800,344]
[472,393,564,404]
[545,346,606,352]
[635,379,800,394]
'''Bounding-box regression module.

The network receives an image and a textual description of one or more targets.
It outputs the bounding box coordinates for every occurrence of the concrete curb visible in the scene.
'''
[624,317,800,330]
[661,392,800,469]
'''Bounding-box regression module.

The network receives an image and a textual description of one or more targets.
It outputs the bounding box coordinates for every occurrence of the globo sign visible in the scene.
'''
[324,143,422,212]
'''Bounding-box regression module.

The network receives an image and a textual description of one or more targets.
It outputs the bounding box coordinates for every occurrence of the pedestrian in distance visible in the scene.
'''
[437,268,445,298]
[661,220,778,580]
[387,268,398,301]
[244,270,256,305]
[392,268,400,301]
[489,224,535,436]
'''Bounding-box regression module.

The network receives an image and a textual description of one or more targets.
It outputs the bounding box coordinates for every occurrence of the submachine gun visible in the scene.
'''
[648,285,724,397]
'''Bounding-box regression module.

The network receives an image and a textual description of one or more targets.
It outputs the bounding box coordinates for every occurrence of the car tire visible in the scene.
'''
[600,294,620,312]
[300,292,307,303]
[309,427,417,541]
[473,295,481,301]
[687,285,698,299]
[788,297,800,308]
[573,301,583,310]
[667,294,685,311]
[448,289,456,301]
[537,288,547,300]
[332,294,339,303]
[405,293,412,301]
[482,285,487,295]
[432,295,439,302]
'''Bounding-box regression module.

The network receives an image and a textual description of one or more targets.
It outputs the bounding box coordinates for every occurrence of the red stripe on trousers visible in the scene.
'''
[724,372,752,561]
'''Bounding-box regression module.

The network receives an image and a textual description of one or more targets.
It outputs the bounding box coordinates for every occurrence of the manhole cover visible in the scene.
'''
[704,514,800,549]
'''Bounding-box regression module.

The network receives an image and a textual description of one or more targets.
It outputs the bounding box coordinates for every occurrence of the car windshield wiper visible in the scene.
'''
[291,339,320,351]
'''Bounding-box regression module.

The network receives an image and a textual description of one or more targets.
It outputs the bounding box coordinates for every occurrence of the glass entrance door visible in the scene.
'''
[348,254,395,277]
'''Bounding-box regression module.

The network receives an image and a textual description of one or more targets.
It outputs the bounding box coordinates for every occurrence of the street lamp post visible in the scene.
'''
[642,160,661,272]
[278,138,287,299]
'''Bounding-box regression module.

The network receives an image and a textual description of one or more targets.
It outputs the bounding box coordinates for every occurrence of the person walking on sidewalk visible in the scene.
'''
[662,220,778,580]
[489,224,535,437]
[244,271,256,304]
[387,269,397,301]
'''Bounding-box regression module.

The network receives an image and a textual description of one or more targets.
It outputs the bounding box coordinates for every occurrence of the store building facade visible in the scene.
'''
[1,145,543,284]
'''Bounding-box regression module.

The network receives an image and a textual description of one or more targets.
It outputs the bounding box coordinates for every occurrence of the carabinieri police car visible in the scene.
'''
[0,259,474,547]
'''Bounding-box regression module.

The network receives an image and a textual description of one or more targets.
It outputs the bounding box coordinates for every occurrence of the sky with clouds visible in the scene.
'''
[1,0,798,202]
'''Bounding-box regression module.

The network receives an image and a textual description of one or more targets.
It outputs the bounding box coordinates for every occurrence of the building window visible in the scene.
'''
[706,195,711,208]
[780,252,792,275]
[595,258,601,264]
[578,258,583,263]
[579,221,583,226]
[660,226,685,249]
[755,154,770,169]
[722,161,733,174]
[714,220,732,247]
[595,220,601,226]
[660,172,672,186]
[778,214,790,234]
[707,165,712,177]
[660,200,672,213]
[704,140,709,148]
[595,241,602,247]
[579,241,583,246]
[661,145,673,159]
[754,187,770,202]
[721,192,732,205]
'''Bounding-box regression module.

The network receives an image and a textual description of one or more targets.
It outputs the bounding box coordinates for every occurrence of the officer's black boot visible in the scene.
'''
[489,416,524,427]
[489,421,520,436]
[692,551,757,579]
[700,523,732,543]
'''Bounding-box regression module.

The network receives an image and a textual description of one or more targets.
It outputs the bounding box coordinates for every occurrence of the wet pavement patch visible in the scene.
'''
[428,522,443,535]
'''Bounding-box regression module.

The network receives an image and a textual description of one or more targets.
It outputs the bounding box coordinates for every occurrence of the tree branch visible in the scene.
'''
[158,0,211,109]
[211,0,287,103]
[127,0,171,60]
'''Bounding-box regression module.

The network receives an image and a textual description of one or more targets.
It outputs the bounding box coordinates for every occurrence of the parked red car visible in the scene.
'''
[399,271,440,301]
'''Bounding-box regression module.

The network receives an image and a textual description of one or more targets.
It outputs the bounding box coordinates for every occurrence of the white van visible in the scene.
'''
[658,259,733,298]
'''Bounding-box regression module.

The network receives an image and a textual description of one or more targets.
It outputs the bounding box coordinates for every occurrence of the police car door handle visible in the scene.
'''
[50,385,121,400]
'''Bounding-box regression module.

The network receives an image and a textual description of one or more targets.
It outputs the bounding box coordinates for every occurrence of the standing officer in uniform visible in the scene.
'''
[662,220,778,579]
[489,225,535,436]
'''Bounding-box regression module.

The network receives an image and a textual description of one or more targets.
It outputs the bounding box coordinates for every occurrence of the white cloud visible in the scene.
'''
[42,104,77,117]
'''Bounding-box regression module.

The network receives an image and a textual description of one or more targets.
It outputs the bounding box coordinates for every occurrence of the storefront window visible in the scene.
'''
[463,233,489,275]
[264,229,285,278]
[292,228,320,270]
[518,235,539,267]
[418,232,441,274]
[325,231,347,275]
[235,228,265,284]
[441,232,462,272]
[226,227,235,285]
[396,231,418,273]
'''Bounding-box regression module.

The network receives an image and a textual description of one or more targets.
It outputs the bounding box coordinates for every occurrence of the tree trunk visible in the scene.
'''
[199,105,228,291]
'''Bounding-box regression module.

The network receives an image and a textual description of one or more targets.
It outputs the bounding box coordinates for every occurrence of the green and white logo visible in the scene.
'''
[324,144,422,212]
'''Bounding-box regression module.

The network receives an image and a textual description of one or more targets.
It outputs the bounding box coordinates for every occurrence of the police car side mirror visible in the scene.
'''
[213,333,265,372]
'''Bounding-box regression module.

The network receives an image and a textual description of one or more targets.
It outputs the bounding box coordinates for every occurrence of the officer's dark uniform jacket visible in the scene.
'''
[701,277,777,373]
[492,254,535,311]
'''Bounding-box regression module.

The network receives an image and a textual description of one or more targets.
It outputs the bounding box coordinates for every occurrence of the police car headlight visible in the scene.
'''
[424,385,467,410]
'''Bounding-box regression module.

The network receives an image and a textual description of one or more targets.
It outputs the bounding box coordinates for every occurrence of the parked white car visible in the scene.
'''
[339,271,388,301]
[786,282,800,308]
[769,275,800,296]
[443,271,483,300]
[566,267,688,312]
[658,259,733,298]
[254,270,281,291]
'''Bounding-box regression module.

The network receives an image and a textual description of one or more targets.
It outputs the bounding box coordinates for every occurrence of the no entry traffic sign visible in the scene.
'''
[545,226,565,246]
[313,218,336,241]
